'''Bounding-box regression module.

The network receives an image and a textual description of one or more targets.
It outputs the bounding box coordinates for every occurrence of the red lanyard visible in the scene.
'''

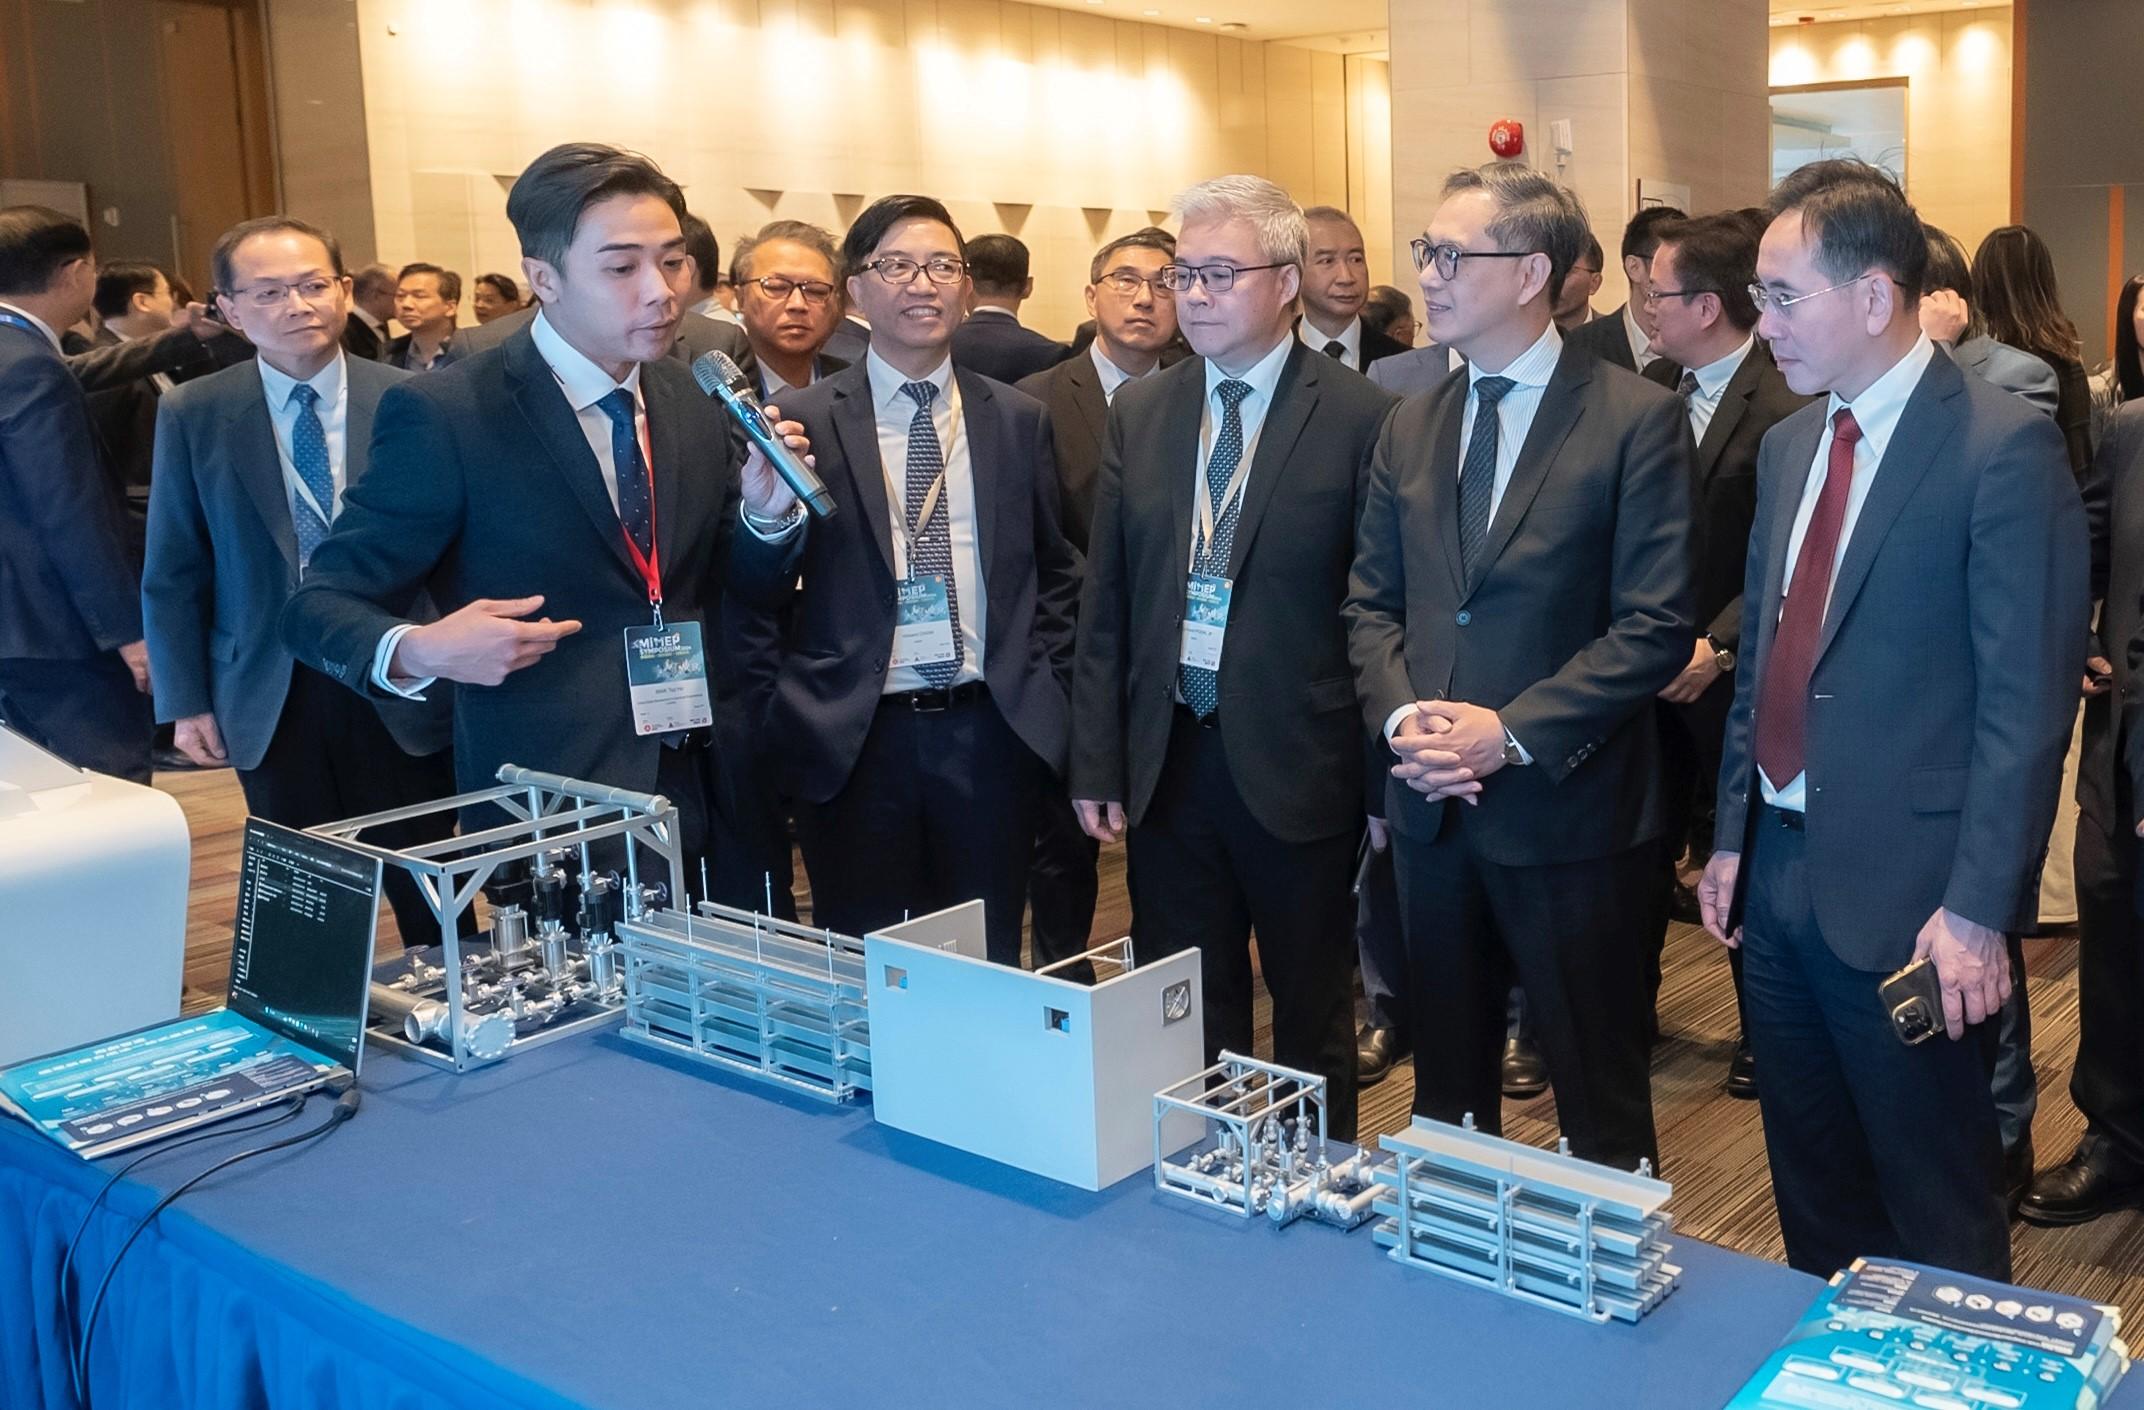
[618,409,663,620]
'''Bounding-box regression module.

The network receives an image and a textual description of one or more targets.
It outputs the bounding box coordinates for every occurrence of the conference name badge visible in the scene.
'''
[1179,573,1232,671]
[890,575,959,670]
[623,619,713,736]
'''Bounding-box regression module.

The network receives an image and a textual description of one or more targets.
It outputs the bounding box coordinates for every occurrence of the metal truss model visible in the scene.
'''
[311,765,682,1072]
[1153,1051,1388,1229]
[1370,1114,1680,1324]
[616,902,871,1103]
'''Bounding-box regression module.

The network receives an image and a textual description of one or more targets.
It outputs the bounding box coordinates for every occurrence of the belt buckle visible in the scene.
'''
[911,689,949,714]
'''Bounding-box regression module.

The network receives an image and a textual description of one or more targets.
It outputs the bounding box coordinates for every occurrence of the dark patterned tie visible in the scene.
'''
[1753,408,1864,790]
[1457,375,1515,581]
[1323,340,1347,360]
[901,380,963,687]
[1677,371,1700,401]
[288,383,335,571]
[1178,378,1254,718]
[599,389,654,562]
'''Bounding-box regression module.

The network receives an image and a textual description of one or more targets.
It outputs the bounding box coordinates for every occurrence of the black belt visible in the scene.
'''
[1759,803,1805,831]
[882,680,988,713]
[1174,702,1220,730]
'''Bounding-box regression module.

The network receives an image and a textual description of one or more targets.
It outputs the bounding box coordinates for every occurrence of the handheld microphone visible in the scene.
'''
[691,351,838,520]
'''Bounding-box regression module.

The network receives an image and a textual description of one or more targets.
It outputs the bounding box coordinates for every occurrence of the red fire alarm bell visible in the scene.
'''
[1489,119,1525,159]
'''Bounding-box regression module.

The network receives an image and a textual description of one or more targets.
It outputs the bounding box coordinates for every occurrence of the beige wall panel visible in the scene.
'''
[1466,0,1626,85]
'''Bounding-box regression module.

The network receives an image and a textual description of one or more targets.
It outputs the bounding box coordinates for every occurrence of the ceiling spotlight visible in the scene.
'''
[1194,15,1213,22]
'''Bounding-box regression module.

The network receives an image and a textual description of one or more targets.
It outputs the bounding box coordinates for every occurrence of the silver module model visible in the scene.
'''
[309,765,683,1072]
[1152,1051,1389,1229]
[1370,1114,1681,1324]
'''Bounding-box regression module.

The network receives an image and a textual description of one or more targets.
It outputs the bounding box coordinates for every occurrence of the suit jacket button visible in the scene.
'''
[874,659,886,672]
[1455,610,1471,626]
[883,590,895,607]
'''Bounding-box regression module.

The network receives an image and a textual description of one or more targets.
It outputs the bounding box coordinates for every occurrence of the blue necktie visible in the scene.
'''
[288,383,335,570]
[1178,378,1254,719]
[599,389,654,562]
[1457,375,1514,582]
[900,380,963,687]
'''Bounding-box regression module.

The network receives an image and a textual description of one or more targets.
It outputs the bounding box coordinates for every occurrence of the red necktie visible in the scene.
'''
[1753,407,1863,791]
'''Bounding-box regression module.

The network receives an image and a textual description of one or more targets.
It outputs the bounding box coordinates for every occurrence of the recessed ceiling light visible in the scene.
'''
[1194,15,1213,22]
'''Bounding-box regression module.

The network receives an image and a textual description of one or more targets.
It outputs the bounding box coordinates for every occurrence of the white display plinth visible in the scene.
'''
[0,728,189,1065]
[865,902,1206,1191]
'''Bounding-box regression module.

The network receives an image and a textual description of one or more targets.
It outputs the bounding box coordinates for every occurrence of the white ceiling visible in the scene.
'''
[1018,0,1388,46]
[1769,0,2004,25]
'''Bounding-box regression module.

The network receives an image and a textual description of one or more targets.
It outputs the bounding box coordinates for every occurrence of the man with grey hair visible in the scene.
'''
[729,219,847,399]
[342,262,395,361]
[1345,160,1697,1171]
[1298,205,1408,373]
[1071,175,1394,1140]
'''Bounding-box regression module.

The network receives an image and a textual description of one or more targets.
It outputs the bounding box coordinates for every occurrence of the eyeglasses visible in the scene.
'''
[861,256,967,286]
[1409,238,1539,281]
[747,275,836,304]
[226,276,341,309]
[1643,287,1719,307]
[1159,262,1289,294]
[1746,274,1874,316]
[1096,269,1175,298]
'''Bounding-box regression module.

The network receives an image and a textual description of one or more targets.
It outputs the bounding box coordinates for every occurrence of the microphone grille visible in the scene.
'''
[692,350,744,395]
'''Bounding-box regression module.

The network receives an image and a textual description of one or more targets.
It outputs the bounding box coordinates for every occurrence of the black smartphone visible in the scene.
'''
[1879,959,1945,1045]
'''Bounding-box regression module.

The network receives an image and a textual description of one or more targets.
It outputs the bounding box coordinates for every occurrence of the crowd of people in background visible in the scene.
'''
[6,138,2144,1289]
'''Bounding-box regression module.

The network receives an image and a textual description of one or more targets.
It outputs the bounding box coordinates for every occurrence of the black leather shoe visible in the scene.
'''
[2019,1136,2144,1227]
[1668,880,1704,926]
[1357,1025,1407,1085]
[1723,1039,1757,1100]
[2004,1137,2036,1218]
[1501,1034,1550,1099]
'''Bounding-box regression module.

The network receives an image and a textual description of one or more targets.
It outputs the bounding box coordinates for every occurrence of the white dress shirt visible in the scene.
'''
[1760,333,1939,811]
[1088,341,1147,404]
[1681,335,1755,444]
[1623,302,1659,370]
[255,351,350,532]
[1297,314,1364,370]
[1382,321,1565,748]
[870,348,986,692]
[0,300,61,351]
[373,310,799,695]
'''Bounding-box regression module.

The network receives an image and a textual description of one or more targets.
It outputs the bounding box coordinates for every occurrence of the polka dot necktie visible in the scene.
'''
[288,382,335,571]
[901,380,963,687]
[1178,378,1254,719]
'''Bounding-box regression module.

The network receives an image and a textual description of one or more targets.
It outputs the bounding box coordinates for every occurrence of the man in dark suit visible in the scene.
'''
[0,207,154,781]
[950,233,1069,385]
[1565,205,1684,378]
[1073,176,1392,1141]
[84,262,184,555]
[1699,162,2085,1280]
[281,144,807,895]
[1297,206,1408,374]
[1552,234,1604,333]
[730,220,849,399]
[342,264,394,361]
[385,263,463,371]
[2024,399,2144,1224]
[1017,226,1178,967]
[145,216,457,942]
[1641,213,1812,1097]
[1345,162,1696,1172]
[750,195,1075,964]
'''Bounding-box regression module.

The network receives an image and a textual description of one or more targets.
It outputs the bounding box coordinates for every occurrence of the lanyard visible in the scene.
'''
[1191,398,1256,571]
[884,465,948,578]
[618,407,664,623]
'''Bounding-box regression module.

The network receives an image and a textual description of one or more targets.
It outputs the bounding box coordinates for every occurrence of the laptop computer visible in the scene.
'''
[0,818,382,1159]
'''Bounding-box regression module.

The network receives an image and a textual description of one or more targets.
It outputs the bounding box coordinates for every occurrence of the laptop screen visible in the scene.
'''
[226,819,384,1072]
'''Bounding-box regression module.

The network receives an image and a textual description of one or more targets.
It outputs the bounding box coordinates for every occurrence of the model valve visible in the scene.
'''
[490,904,531,965]
[580,874,622,992]
[629,881,668,921]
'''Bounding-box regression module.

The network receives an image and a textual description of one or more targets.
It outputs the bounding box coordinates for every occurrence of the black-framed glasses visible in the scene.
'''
[862,255,967,286]
[747,275,836,304]
[1643,286,1720,307]
[1096,269,1174,298]
[1409,238,1540,281]
[1159,261,1289,294]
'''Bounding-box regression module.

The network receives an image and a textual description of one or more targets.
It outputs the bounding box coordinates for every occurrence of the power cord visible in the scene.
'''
[68,1086,361,1405]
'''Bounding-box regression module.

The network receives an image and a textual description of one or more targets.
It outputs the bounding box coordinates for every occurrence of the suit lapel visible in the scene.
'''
[1065,356,1107,450]
[1425,375,1468,600]
[1756,410,1822,659]
[1466,347,1589,595]
[828,366,896,582]
[1695,348,1762,479]
[1167,365,1204,588]
[639,364,688,574]
[503,332,641,582]
[231,364,301,572]
[1813,355,1961,662]
[956,371,1002,591]
[1227,343,1318,580]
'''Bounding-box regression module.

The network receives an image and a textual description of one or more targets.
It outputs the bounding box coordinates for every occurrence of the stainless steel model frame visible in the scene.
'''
[1153,1050,1387,1229]
[1370,1114,1680,1324]
[308,764,684,1071]
[616,902,871,1102]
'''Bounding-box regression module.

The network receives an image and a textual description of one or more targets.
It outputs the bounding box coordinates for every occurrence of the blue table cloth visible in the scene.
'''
[0,1032,2094,1409]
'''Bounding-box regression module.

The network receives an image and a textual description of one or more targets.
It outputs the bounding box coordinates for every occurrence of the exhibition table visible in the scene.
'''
[0,1035,2116,1409]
